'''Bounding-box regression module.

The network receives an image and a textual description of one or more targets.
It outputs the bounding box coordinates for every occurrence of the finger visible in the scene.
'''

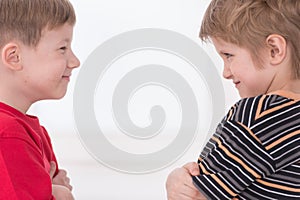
[49,161,56,179]
[68,184,73,191]
[183,162,200,176]
[166,167,205,200]
[52,185,74,200]
[57,169,67,177]
[61,171,72,190]
[64,182,73,191]
[64,177,73,191]
[52,169,73,190]
[62,175,72,191]
[65,177,70,184]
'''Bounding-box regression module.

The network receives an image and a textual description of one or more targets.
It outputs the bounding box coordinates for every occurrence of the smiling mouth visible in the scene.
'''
[62,75,71,81]
[234,81,241,86]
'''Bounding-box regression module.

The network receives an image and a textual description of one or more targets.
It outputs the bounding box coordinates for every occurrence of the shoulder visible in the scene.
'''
[224,94,300,158]
[0,112,28,139]
[226,94,300,126]
[0,112,24,130]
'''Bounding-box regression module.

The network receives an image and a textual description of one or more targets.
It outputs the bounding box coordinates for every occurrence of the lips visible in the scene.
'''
[62,75,71,81]
[62,73,71,77]
[233,81,240,87]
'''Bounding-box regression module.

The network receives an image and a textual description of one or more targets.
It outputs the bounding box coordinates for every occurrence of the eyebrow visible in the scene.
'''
[62,38,71,43]
[56,38,72,47]
[219,49,234,54]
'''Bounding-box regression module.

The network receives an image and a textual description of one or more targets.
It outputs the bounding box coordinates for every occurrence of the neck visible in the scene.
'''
[265,62,300,94]
[280,79,300,94]
[0,90,32,114]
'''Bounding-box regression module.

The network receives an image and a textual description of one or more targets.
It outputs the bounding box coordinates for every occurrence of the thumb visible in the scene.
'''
[183,162,200,176]
[49,161,56,179]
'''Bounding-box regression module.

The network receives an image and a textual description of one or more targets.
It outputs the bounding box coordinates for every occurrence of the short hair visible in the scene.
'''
[0,0,76,47]
[200,0,300,78]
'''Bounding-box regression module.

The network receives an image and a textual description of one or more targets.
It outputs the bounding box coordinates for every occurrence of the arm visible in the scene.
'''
[192,95,300,199]
[49,161,74,200]
[192,120,276,199]
[50,161,73,190]
[0,148,18,200]
[166,162,207,200]
[0,138,54,199]
[43,127,74,198]
[52,185,74,200]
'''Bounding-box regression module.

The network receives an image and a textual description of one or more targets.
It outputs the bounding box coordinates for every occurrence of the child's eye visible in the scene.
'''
[223,53,233,59]
[59,46,67,53]
[59,46,67,52]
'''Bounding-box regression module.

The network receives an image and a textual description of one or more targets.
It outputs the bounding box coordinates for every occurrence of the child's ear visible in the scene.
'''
[1,43,23,71]
[265,34,287,65]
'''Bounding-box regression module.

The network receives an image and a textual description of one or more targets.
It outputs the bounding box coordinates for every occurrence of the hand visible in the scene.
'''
[182,162,201,176]
[166,162,206,200]
[52,184,74,200]
[49,161,73,191]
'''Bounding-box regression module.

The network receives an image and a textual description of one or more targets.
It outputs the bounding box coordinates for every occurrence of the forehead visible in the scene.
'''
[40,24,74,43]
[211,37,237,50]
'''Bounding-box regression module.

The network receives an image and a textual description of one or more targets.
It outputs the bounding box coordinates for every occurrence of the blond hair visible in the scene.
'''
[0,0,76,47]
[200,0,300,78]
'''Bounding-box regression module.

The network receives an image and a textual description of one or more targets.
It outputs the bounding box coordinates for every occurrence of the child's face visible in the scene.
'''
[19,23,80,101]
[211,37,276,98]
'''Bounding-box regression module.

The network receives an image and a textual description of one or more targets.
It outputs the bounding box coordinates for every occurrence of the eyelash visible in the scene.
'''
[60,46,67,51]
[223,53,233,59]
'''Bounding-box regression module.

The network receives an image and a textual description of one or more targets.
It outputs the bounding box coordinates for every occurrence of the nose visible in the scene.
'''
[68,50,80,69]
[222,64,232,79]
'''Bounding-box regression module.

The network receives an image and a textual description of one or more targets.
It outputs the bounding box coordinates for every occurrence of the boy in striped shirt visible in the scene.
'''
[166,0,300,199]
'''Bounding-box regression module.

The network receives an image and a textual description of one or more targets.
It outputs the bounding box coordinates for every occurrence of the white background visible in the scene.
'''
[29,0,239,199]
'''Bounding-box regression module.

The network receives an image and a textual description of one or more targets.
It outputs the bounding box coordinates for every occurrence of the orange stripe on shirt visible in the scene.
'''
[212,136,261,179]
[198,157,238,197]
[211,174,237,197]
[266,130,300,150]
[257,179,300,192]
[199,162,209,175]
[256,99,295,120]
[255,95,266,120]
[238,122,261,144]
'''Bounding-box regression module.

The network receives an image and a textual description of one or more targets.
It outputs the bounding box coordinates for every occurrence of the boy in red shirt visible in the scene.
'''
[0,0,80,199]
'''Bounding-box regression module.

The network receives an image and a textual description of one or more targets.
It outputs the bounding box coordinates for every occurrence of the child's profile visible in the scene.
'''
[166,0,300,199]
[0,0,80,199]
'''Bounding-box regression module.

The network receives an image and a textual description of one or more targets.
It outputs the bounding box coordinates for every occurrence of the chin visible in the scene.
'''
[239,92,255,99]
[238,91,246,98]
[51,90,68,100]
[56,92,67,99]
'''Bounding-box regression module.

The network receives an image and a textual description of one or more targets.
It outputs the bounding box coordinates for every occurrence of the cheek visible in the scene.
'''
[232,61,256,79]
[48,63,66,77]
[245,72,271,92]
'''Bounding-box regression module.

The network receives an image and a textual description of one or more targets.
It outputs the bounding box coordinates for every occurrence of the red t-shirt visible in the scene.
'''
[0,148,18,199]
[0,102,58,199]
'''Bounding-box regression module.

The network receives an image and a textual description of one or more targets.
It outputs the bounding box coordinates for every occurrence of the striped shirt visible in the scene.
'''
[193,91,300,199]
